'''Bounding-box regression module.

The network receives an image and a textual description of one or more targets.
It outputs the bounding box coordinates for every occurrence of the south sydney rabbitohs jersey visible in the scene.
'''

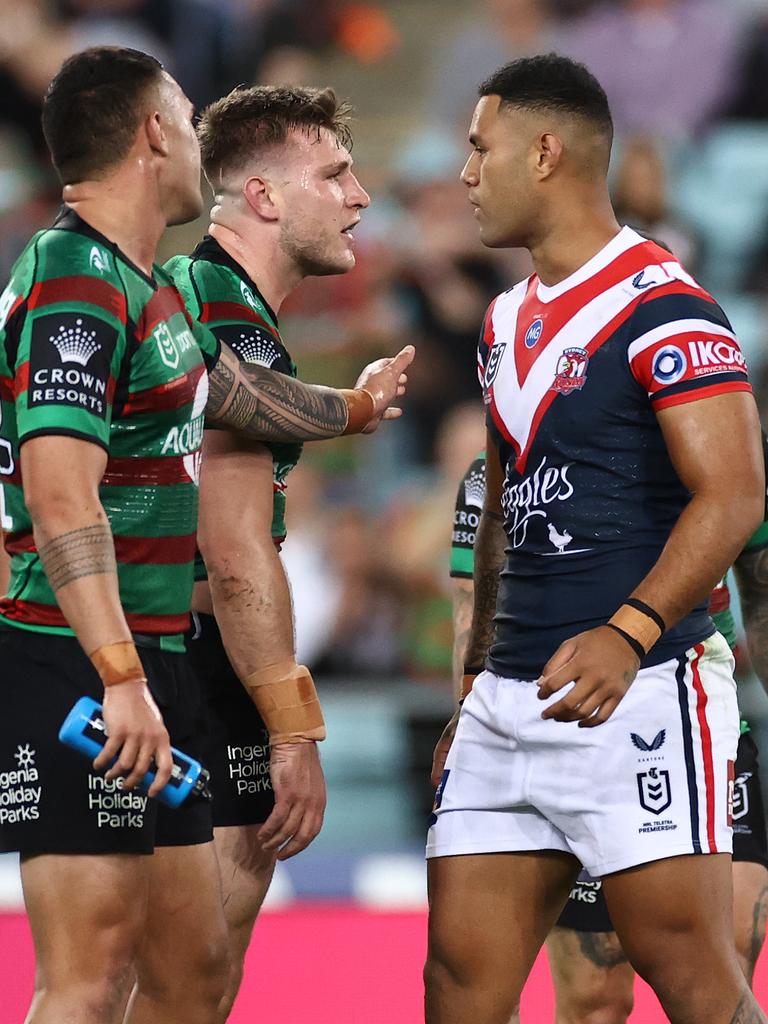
[165,237,302,578]
[0,209,219,650]
[479,226,752,680]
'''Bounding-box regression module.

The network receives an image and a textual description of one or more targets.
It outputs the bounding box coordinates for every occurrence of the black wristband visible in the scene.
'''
[624,598,666,635]
[605,623,646,661]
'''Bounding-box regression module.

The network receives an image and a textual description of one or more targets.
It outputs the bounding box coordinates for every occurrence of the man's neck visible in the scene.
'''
[62,172,165,277]
[529,196,622,288]
[208,218,301,314]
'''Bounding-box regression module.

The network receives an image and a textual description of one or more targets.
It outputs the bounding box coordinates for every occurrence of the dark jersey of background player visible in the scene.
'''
[478,231,751,680]
[0,208,219,649]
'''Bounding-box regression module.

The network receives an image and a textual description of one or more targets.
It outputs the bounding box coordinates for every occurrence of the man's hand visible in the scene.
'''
[354,345,415,433]
[431,709,461,788]
[257,742,326,860]
[95,680,173,796]
[536,626,641,727]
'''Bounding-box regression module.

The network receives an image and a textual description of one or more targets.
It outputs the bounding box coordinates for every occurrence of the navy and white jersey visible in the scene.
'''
[479,226,752,680]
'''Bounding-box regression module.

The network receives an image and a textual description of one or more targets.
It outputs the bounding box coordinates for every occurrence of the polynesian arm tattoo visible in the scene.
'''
[38,523,117,591]
[206,342,349,442]
[730,988,768,1023]
[451,579,475,701]
[463,507,507,669]
[734,546,768,690]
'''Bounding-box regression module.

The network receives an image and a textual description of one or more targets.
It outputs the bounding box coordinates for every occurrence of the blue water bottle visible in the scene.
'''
[59,696,211,808]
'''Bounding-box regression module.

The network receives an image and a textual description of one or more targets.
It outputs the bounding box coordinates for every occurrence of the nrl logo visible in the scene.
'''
[49,319,102,366]
[631,730,666,752]
[89,246,110,275]
[484,342,507,390]
[637,767,671,815]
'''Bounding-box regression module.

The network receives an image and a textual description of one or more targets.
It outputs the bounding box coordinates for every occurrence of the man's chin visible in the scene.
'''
[167,193,204,228]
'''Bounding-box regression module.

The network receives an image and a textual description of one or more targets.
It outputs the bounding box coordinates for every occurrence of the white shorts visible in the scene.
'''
[426,632,739,877]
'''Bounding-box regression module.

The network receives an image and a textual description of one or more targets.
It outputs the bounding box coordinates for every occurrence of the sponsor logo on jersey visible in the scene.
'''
[230,328,280,368]
[502,456,573,547]
[463,466,486,509]
[524,318,544,348]
[484,342,507,390]
[637,767,671,815]
[161,373,209,472]
[631,729,666,752]
[240,280,261,312]
[651,345,687,385]
[28,312,117,419]
[687,339,746,375]
[551,347,589,394]
[153,324,197,371]
[89,246,110,275]
[632,271,657,290]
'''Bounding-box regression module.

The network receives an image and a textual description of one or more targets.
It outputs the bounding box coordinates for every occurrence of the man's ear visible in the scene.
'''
[145,110,169,157]
[243,176,279,222]
[536,131,564,181]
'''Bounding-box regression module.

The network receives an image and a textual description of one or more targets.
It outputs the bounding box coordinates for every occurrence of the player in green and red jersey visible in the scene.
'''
[0,48,412,1024]
[447,452,768,1022]
[165,85,388,1017]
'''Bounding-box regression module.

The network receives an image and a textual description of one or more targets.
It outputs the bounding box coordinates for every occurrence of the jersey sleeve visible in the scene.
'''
[12,263,127,451]
[450,453,486,579]
[626,287,751,410]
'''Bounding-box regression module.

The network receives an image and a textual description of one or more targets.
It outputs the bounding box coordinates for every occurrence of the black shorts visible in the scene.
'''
[186,613,274,828]
[0,628,213,856]
[556,730,768,932]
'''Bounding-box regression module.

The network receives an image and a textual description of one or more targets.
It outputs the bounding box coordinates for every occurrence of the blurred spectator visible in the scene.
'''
[425,0,566,134]
[612,135,699,270]
[565,0,746,141]
[723,9,768,121]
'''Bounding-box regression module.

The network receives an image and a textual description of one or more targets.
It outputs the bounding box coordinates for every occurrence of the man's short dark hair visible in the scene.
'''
[198,85,353,182]
[480,54,613,141]
[42,46,164,184]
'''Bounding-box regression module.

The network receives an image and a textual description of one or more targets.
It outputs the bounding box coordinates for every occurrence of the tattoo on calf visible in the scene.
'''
[730,987,768,1023]
[576,931,629,969]
[206,345,349,442]
[39,524,117,591]
[748,884,768,981]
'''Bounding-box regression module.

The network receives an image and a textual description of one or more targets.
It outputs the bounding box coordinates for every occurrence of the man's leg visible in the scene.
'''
[214,825,276,1020]
[603,853,765,1024]
[425,850,579,1024]
[21,852,149,1024]
[126,842,229,1024]
[733,861,768,986]
[546,928,634,1024]
[545,875,634,1024]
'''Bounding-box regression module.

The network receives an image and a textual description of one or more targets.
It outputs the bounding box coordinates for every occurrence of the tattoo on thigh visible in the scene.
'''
[38,524,117,591]
[748,884,768,979]
[576,931,629,969]
[730,987,768,1023]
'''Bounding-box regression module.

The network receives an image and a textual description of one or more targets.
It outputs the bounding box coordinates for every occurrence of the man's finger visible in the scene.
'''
[538,640,578,685]
[390,345,415,374]
[262,805,303,852]
[104,736,138,779]
[93,734,123,772]
[381,407,403,420]
[579,696,619,728]
[537,661,581,700]
[258,801,291,845]
[147,741,174,796]
[121,741,154,790]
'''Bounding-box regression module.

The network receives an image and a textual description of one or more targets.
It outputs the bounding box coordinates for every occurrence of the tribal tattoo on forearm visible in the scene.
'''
[38,524,117,592]
[206,343,349,442]
[464,509,507,668]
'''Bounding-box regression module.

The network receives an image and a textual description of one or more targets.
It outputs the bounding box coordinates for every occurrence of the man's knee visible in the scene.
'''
[557,990,633,1024]
[138,931,229,1007]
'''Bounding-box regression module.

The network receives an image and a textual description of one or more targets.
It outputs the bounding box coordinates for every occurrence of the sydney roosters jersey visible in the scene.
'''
[479,226,752,679]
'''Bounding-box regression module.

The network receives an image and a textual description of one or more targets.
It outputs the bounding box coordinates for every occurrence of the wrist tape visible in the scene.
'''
[340,389,376,435]
[90,641,147,688]
[244,659,326,744]
[607,601,666,658]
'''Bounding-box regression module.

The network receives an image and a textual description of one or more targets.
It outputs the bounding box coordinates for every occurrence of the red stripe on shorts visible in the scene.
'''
[691,643,718,853]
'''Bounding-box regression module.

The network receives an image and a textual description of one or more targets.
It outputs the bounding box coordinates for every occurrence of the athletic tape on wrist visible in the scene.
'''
[460,670,480,702]
[605,623,646,662]
[89,641,147,688]
[608,602,664,654]
[340,388,376,435]
[244,659,326,744]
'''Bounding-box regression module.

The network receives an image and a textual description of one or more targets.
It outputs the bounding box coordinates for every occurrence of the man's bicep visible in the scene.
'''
[198,430,275,542]
[20,435,108,511]
[657,392,764,497]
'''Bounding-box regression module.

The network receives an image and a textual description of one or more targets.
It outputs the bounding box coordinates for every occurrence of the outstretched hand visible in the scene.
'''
[536,626,640,727]
[355,345,415,433]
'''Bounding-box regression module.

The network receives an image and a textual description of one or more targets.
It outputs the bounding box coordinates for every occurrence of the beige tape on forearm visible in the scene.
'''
[607,605,662,654]
[460,673,478,702]
[340,388,376,435]
[89,641,147,688]
[244,659,326,744]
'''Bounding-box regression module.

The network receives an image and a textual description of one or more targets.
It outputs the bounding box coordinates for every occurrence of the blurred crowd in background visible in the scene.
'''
[3,0,768,691]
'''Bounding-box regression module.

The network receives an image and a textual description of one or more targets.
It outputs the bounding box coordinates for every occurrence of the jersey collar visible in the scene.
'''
[53,205,159,290]
[191,235,279,326]
[534,225,645,304]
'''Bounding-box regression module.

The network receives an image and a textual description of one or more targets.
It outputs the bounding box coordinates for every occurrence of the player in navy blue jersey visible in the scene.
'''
[425,55,766,1024]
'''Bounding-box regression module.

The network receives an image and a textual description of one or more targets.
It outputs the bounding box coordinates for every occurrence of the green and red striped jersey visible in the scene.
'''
[0,209,219,650]
[165,236,302,576]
